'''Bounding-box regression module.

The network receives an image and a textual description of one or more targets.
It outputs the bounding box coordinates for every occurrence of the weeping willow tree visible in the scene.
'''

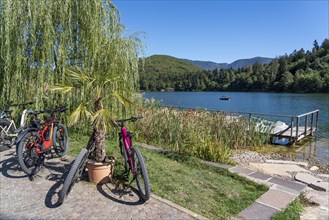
[1,0,143,161]
[0,0,142,105]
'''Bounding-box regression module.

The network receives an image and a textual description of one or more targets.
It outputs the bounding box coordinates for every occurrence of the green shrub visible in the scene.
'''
[134,106,267,164]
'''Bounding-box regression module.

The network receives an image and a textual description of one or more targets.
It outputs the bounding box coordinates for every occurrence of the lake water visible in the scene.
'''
[143,92,329,162]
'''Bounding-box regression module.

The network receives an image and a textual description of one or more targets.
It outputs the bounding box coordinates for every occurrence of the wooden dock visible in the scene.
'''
[232,109,320,145]
[275,126,317,142]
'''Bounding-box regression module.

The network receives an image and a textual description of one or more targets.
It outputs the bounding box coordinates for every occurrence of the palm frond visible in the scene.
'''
[112,92,134,107]
[103,73,121,85]
[68,104,92,126]
[92,108,115,131]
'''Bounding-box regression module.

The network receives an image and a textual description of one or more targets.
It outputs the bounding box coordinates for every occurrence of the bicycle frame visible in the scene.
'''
[0,119,16,137]
[120,126,136,174]
[0,103,32,139]
[117,117,142,174]
[34,116,57,154]
[19,109,29,127]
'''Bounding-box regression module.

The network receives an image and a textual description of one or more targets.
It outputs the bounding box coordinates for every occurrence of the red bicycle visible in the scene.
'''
[16,106,68,175]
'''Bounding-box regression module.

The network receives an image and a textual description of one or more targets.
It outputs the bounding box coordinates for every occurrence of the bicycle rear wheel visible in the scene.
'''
[53,123,68,157]
[58,148,88,204]
[17,131,44,175]
[131,147,151,201]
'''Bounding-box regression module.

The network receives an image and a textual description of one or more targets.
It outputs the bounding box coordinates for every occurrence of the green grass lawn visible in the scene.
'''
[68,134,268,219]
[272,198,303,220]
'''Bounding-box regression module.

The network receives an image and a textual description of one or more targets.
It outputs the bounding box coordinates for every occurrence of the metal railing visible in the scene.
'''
[224,109,319,143]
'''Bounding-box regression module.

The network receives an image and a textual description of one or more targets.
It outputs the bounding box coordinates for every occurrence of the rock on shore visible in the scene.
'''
[231,150,329,175]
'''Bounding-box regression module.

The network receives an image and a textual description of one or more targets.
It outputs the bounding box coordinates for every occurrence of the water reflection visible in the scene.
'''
[296,137,329,163]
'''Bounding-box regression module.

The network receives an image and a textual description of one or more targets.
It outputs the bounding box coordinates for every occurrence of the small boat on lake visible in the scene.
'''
[219,96,230,101]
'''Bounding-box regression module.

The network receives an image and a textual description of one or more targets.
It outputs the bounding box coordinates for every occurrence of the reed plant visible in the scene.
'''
[134,102,267,164]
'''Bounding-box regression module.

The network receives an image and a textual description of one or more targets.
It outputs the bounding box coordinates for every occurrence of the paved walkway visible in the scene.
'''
[229,166,306,219]
[1,143,328,220]
[0,148,204,220]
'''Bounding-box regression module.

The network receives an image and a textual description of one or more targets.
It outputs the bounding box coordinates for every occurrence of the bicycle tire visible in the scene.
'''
[52,124,68,157]
[0,119,15,145]
[17,131,44,175]
[120,140,129,172]
[58,148,88,204]
[131,147,151,201]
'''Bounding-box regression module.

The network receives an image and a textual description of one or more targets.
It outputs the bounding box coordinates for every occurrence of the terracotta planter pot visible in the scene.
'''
[87,158,115,184]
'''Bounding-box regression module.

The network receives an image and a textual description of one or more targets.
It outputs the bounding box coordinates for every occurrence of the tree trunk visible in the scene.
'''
[86,97,106,162]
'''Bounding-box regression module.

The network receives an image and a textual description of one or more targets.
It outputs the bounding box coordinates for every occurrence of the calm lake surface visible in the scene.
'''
[144,92,329,162]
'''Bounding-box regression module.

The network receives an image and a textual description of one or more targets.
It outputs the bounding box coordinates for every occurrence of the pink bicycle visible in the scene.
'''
[116,117,150,201]
[58,116,150,204]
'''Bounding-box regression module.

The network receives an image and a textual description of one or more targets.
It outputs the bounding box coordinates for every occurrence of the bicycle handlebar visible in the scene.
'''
[52,105,68,113]
[28,105,68,115]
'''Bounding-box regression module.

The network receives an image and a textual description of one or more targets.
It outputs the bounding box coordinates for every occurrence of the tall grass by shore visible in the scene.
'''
[134,100,268,164]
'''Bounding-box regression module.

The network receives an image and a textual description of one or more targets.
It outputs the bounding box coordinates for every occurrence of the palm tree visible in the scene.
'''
[51,64,138,162]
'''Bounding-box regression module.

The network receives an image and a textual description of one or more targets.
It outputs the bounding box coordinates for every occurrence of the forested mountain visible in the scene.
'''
[139,55,203,90]
[140,39,329,93]
[141,55,203,73]
[185,57,273,70]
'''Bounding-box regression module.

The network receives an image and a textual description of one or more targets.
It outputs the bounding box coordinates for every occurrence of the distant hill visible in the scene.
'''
[182,60,227,70]
[185,57,273,70]
[140,55,203,75]
[229,57,273,69]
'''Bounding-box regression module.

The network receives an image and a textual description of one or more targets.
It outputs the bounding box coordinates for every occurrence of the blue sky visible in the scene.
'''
[113,0,329,63]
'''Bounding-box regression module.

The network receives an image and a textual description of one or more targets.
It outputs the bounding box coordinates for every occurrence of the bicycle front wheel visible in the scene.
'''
[58,148,88,204]
[131,147,151,201]
[17,131,44,175]
[53,123,68,157]
[120,140,129,172]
